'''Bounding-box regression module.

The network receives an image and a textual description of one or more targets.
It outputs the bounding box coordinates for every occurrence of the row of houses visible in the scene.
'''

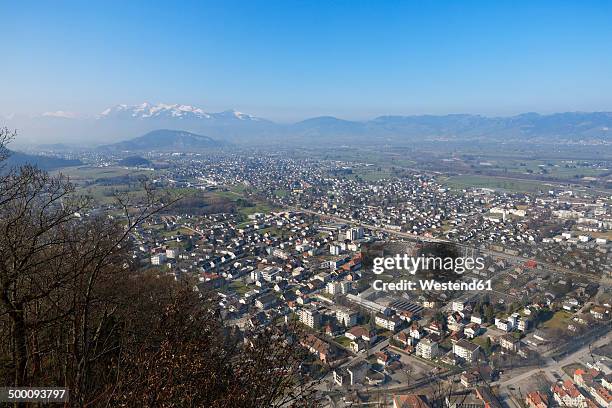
[525,368,612,408]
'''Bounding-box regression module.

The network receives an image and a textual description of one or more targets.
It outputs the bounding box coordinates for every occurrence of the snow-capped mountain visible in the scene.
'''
[98,102,261,121]
[6,103,612,146]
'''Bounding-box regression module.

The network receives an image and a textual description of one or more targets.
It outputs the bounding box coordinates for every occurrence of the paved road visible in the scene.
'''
[493,329,611,408]
[497,329,612,389]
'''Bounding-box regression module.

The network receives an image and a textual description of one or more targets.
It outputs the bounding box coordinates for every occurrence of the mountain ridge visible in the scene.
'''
[6,104,612,145]
[99,129,226,151]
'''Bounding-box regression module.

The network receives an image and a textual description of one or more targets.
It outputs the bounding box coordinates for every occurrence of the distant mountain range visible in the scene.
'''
[5,102,612,146]
[286,112,612,144]
[100,129,225,151]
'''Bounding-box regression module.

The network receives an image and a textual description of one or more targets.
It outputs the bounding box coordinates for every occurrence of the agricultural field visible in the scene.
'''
[301,147,418,168]
[441,175,551,193]
[351,167,393,181]
[55,165,154,183]
[54,165,157,204]
[209,189,275,218]
[466,158,610,179]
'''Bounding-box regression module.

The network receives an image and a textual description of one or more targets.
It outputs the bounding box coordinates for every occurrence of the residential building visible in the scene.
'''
[299,307,322,329]
[525,391,549,408]
[327,280,351,295]
[453,339,480,362]
[334,361,368,386]
[255,293,278,310]
[346,227,364,241]
[250,269,261,281]
[517,318,532,332]
[426,321,444,336]
[452,300,467,312]
[416,338,439,360]
[165,248,179,259]
[336,308,359,327]
[349,339,366,353]
[464,323,481,339]
[393,394,430,408]
[375,314,402,332]
[551,380,588,407]
[499,334,520,352]
[602,374,611,391]
[494,318,513,332]
[409,323,424,340]
[346,326,377,343]
[261,266,281,282]
[590,305,610,320]
[330,244,342,255]
[151,253,166,265]
[301,334,335,364]
[395,330,416,347]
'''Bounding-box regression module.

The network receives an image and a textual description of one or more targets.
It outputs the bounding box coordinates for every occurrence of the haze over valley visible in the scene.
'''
[2,2,612,407]
[5,102,612,148]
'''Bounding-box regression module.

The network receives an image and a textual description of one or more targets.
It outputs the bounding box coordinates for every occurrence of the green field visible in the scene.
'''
[158,227,195,238]
[229,280,250,295]
[55,165,154,181]
[274,189,289,197]
[239,203,273,217]
[352,167,393,181]
[471,335,490,348]
[541,310,572,330]
[213,190,243,200]
[211,189,275,218]
[466,158,609,179]
[334,336,352,348]
[53,166,158,204]
[442,175,552,193]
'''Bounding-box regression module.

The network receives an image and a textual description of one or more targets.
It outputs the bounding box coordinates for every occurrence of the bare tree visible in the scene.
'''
[0,130,320,407]
[0,127,14,164]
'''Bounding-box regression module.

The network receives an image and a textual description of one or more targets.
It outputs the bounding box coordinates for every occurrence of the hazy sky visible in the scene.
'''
[2,0,612,122]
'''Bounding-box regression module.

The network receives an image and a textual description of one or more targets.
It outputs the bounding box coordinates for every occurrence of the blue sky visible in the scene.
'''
[2,0,612,121]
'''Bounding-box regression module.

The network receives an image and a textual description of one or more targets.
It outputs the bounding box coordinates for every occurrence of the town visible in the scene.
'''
[54,149,611,408]
[5,2,612,406]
